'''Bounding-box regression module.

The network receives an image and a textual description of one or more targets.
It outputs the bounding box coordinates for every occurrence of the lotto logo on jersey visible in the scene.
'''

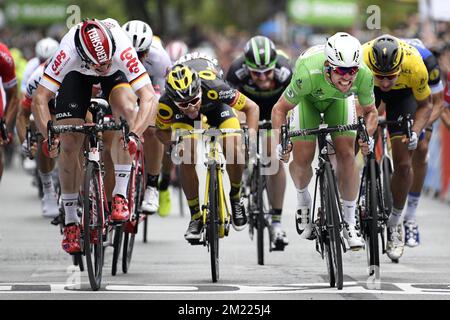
[51,50,67,76]
[120,47,140,74]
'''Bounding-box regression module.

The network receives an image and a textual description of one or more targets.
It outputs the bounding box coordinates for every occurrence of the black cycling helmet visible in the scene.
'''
[165,64,201,102]
[244,35,278,71]
[368,34,404,74]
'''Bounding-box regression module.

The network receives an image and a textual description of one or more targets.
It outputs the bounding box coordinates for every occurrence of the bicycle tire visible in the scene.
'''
[324,163,344,290]
[366,158,380,277]
[83,161,104,291]
[122,166,142,273]
[111,225,123,276]
[122,232,135,273]
[256,165,265,266]
[381,156,393,216]
[208,163,219,282]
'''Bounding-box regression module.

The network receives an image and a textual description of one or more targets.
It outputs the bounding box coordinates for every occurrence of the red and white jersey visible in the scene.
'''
[21,62,46,111]
[40,18,151,94]
[0,42,17,117]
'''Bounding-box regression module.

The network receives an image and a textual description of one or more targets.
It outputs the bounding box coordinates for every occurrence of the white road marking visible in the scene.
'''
[0,282,449,295]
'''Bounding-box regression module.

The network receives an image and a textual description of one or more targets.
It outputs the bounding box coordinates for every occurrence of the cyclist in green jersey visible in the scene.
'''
[272,32,378,250]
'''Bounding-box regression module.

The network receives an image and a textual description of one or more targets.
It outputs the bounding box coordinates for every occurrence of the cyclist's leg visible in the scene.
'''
[104,74,138,222]
[141,126,164,214]
[102,130,115,210]
[325,96,363,248]
[384,91,417,259]
[210,105,247,230]
[158,150,173,216]
[289,99,319,238]
[263,128,288,245]
[55,72,94,253]
[173,122,202,240]
[404,128,430,246]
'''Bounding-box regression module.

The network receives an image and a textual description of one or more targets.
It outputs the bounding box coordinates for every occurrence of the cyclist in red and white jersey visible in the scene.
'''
[0,42,19,182]
[122,20,173,216]
[31,18,158,254]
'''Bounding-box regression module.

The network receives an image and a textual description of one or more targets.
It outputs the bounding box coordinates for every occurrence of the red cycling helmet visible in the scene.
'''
[75,19,116,65]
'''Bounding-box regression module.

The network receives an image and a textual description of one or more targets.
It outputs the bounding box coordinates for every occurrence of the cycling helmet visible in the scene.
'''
[165,64,201,102]
[325,32,362,68]
[166,40,189,62]
[74,19,116,65]
[244,36,277,70]
[35,37,59,61]
[367,35,404,74]
[122,20,153,53]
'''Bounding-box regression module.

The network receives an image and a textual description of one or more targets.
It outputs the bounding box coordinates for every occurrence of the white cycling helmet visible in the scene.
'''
[122,20,153,53]
[166,40,189,63]
[325,32,362,68]
[35,37,59,61]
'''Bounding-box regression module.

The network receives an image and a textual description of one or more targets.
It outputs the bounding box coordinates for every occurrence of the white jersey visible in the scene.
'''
[21,57,41,93]
[40,18,151,94]
[21,63,45,110]
[142,41,172,97]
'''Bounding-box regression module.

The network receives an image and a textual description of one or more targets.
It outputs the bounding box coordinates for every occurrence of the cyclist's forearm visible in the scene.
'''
[362,104,378,136]
[16,107,31,143]
[133,94,158,137]
[428,91,445,126]
[31,87,54,139]
[4,86,18,127]
[413,96,433,134]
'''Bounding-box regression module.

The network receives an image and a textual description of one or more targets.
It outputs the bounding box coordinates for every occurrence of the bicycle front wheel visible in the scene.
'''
[323,163,343,290]
[83,161,104,291]
[207,164,219,283]
[365,158,380,276]
[381,156,393,215]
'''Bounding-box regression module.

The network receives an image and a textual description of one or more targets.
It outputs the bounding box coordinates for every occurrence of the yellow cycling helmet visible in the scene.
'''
[368,35,404,74]
[165,64,201,102]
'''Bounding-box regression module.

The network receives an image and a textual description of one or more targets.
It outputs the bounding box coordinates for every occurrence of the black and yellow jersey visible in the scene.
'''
[156,54,248,130]
[363,39,431,101]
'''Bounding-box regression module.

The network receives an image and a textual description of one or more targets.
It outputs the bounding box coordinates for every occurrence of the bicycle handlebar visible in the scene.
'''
[280,116,370,155]
[378,114,413,138]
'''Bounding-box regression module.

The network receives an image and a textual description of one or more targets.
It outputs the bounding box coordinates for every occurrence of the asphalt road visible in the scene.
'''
[1,153,450,302]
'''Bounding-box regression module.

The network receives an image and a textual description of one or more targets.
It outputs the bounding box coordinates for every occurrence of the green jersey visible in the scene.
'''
[283,45,375,107]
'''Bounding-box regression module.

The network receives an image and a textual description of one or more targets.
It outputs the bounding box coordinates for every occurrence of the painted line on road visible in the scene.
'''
[0,282,450,295]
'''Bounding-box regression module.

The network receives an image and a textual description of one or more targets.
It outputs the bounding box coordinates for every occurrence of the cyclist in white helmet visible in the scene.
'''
[166,40,189,63]
[122,20,173,216]
[21,38,59,95]
[272,32,378,249]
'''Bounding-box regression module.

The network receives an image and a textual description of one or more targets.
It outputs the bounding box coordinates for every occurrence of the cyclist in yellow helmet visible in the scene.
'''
[363,35,433,261]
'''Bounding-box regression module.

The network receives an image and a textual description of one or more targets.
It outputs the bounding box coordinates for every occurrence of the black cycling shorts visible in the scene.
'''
[54,71,127,121]
[375,87,417,136]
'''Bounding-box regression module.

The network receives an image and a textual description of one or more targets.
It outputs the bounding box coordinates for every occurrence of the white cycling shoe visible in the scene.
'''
[343,223,364,250]
[141,186,159,214]
[296,207,313,239]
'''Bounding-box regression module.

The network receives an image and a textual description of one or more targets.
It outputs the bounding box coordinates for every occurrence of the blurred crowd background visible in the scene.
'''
[1,0,449,73]
[1,0,449,198]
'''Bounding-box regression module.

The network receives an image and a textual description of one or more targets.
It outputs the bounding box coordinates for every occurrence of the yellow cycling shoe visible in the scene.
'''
[158,189,172,217]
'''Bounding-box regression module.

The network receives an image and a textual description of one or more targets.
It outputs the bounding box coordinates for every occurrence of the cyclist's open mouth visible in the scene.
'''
[338,79,352,88]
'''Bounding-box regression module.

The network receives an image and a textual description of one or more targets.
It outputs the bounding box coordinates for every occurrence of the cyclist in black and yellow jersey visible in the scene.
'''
[363,35,433,261]
[156,52,260,241]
